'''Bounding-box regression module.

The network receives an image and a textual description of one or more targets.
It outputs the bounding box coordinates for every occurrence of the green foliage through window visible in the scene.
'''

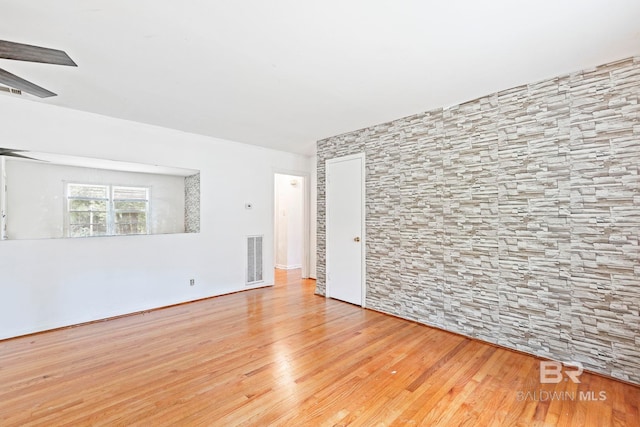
[66,184,149,237]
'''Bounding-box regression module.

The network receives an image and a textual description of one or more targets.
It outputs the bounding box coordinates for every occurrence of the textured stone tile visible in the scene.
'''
[568,57,640,382]
[184,173,200,233]
[316,56,640,384]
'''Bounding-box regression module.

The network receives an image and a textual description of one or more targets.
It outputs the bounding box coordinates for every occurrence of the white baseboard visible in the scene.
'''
[275,264,302,270]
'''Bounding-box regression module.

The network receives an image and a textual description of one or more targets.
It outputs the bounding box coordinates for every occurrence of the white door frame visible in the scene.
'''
[0,156,6,240]
[325,153,366,307]
[272,168,311,279]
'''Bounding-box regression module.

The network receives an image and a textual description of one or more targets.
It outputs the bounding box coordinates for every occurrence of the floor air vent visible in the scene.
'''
[246,235,264,284]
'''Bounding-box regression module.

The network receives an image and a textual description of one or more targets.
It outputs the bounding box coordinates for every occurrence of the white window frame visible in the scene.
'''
[65,182,150,237]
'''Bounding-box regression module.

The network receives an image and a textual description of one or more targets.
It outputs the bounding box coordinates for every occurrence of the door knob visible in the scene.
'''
[354,237,360,242]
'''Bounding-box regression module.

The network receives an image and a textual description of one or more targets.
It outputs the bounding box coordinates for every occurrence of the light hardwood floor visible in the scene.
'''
[0,269,638,426]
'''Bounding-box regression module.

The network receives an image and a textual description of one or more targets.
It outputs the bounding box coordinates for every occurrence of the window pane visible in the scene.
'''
[69,209,107,229]
[115,223,146,235]
[115,212,147,235]
[69,224,107,237]
[69,211,91,224]
[69,224,89,237]
[115,220,146,235]
[68,184,108,199]
[69,211,107,223]
[113,186,147,200]
[69,199,107,212]
[114,201,147,212]
[115,212,146,222]
[92,224,107,235]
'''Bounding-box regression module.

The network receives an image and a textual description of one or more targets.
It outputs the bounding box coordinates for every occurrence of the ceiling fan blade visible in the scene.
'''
[0,68,56,98]
[0,152,41,161]
[0,40,77,66]
[0,148,45,162]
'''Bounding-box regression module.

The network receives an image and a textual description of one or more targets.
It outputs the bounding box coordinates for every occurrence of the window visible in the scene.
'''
[66,183,149,237]
[112,186,149,235]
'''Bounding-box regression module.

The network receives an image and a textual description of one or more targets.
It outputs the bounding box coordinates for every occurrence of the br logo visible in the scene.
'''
[540,361,584,384]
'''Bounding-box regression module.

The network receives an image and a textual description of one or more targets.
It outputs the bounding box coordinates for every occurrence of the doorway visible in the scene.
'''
[274,173,308,278]
[325,153,365,306]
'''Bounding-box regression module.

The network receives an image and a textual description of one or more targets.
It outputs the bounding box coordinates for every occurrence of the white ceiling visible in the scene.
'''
[1,1,639,155]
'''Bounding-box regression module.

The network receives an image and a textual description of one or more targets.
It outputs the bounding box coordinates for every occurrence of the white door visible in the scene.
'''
[326,154,364,306]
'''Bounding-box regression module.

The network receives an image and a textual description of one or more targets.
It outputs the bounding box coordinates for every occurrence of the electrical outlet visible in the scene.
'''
[189,279,195,286]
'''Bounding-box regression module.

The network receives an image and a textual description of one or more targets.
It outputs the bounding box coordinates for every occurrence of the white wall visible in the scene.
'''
[0,95,310,340]
[0,156,6,240]
[309,155,317,279]
[274,173,303,269]
[5,159,185,239]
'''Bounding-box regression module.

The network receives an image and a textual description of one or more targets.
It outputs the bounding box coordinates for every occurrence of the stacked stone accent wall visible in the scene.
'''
[184,173,200,233]
[316,57,640,383]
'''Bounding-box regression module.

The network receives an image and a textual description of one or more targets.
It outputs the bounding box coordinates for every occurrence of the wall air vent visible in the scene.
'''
[246,235,264,285]
[0,86,22,95]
